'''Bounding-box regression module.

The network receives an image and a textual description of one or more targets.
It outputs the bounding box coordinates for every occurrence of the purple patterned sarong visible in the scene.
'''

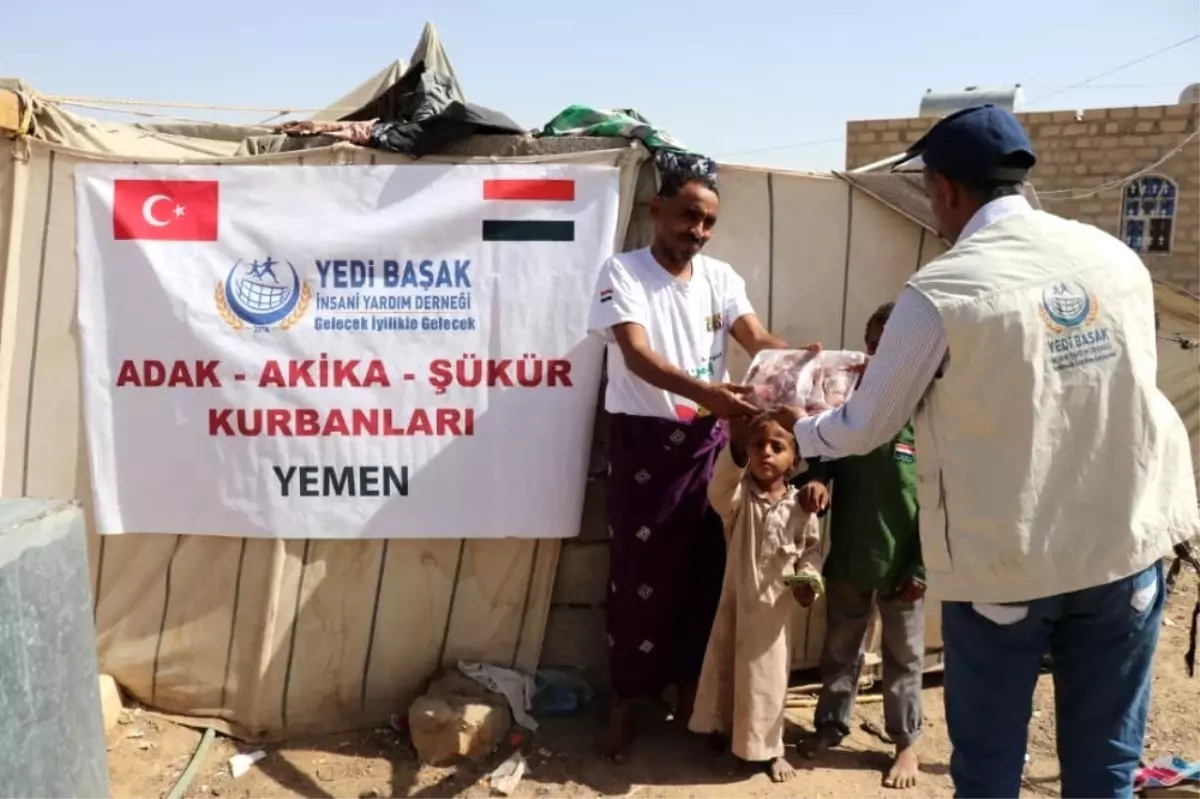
[606,412,727,699]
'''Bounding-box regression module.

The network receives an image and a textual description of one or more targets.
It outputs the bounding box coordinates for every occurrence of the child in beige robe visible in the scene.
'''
[688,412,824,783]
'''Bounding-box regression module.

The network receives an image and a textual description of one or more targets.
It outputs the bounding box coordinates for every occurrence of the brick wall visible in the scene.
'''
[845,104,1200,292]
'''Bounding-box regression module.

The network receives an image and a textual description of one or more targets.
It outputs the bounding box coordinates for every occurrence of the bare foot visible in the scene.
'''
[597,699,633,763]
[804,726,842,759]
[882,743,919,789]
[767,757,797,783]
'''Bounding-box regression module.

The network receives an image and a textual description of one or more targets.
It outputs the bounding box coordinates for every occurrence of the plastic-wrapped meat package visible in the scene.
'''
[743,349,869,413]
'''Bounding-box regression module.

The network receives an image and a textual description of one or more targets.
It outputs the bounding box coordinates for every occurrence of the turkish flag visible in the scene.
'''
[113,179,219,241]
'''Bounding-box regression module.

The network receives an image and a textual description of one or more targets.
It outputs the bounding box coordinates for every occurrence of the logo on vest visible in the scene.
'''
[1038,281,1116,372]
[893,442,916,464]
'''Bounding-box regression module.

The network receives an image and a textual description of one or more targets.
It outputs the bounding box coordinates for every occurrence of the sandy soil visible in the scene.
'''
[108,571,1200,799]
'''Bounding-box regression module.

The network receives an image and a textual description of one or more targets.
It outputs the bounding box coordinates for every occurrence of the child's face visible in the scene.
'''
[747,418,798,486]
[865,319,886,357]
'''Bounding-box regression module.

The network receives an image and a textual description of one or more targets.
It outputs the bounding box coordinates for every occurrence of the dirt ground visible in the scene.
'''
[108,572,1200,799]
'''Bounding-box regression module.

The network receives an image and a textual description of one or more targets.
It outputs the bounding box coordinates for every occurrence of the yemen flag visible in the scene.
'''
[482,178,575,242]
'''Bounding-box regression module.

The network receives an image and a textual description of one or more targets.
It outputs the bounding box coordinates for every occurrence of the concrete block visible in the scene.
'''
[552,542,609,605]
[1136,105,1166,120]
[1108,107,1136,120]
[540,606,608,674]
[1162,118,1191,134]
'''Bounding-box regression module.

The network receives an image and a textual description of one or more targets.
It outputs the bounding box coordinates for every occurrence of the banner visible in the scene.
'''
[76,163,621,538]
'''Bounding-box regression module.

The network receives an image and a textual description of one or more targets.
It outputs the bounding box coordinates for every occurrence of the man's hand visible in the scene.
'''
[702,384,758,419]
[797,481,830,514]
[895,576,926,604]
[792,584,817,607]
[772,404,808,432]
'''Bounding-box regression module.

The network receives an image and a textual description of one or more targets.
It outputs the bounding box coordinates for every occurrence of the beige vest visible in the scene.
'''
[908,210,1199,603]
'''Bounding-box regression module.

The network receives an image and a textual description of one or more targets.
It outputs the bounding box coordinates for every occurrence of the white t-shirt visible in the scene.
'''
[586,247,755,420]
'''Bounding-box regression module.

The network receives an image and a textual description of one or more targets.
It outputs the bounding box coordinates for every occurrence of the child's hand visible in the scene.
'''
[896,576,927,604]
[798,481,830,514]
[792,584,817,607]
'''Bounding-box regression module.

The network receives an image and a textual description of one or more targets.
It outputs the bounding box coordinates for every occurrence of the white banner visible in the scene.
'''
[76,163,620,538]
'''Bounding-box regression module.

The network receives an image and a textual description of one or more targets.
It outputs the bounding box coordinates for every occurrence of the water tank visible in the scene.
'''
[1180,83,1200,104]
[918,85,1025,119]
[0,499,110,798]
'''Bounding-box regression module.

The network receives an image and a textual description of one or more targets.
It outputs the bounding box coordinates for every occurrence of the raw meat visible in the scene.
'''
[743,349,868,413]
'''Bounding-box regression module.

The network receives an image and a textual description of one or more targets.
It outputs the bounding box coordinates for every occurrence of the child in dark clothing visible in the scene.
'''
[796,302,926,790]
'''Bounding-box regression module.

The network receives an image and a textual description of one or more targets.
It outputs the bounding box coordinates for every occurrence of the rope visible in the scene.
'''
[39,92,357,115]
[1036,130,1198,202]
[35,98,277,128]
[1026,34,1200,106]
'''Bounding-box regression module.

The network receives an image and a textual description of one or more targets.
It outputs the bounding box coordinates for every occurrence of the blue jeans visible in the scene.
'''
[942,560,1164,799]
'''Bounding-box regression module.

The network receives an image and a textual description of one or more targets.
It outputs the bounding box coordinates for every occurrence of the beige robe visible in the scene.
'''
[688,446,823,761]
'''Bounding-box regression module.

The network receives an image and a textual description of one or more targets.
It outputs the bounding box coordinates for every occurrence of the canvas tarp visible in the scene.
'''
[1154,281,1200,489]
[311,22,465,122]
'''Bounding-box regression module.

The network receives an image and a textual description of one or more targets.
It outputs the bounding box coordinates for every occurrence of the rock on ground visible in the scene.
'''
[408,671,512,766]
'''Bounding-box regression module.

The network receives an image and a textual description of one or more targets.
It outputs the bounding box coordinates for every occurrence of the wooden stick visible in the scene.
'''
[786,693,885,709]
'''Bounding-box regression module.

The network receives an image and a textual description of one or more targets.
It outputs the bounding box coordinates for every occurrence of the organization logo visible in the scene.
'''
[1038,280,1099,334]
[215,257,312,331]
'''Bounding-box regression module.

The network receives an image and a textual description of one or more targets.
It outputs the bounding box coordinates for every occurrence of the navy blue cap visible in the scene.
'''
[894,105,1036,182]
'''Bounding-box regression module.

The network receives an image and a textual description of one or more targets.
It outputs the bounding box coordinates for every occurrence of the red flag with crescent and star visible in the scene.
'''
[113,179,219,241]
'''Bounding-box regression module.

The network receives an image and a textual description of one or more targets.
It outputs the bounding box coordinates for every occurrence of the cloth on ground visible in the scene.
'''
[457,661,538,731]
[606,412,727,699]
[688,445,823,761]
[1134,755,1200,791]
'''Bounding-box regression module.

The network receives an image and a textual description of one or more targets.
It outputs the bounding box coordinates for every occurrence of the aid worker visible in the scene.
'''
[775,105,1200,798]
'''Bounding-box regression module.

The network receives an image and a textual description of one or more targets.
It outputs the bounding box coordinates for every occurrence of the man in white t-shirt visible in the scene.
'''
[586,151,805,760]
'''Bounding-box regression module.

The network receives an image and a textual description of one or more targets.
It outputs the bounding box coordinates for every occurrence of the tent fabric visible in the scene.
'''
[0,134,645,739]
[313,60,407,122]
[836,171,1044,238]
[0,22,467,161]
[1153,281,1200,489]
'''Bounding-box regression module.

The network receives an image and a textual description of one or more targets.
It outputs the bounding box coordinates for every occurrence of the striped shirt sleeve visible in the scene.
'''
[794,287,947,460]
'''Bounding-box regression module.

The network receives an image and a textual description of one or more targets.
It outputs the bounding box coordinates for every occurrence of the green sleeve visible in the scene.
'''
[907,551,926,584]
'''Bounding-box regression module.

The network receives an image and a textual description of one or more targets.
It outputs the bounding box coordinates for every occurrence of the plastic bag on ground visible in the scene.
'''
[743,349,868,412]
